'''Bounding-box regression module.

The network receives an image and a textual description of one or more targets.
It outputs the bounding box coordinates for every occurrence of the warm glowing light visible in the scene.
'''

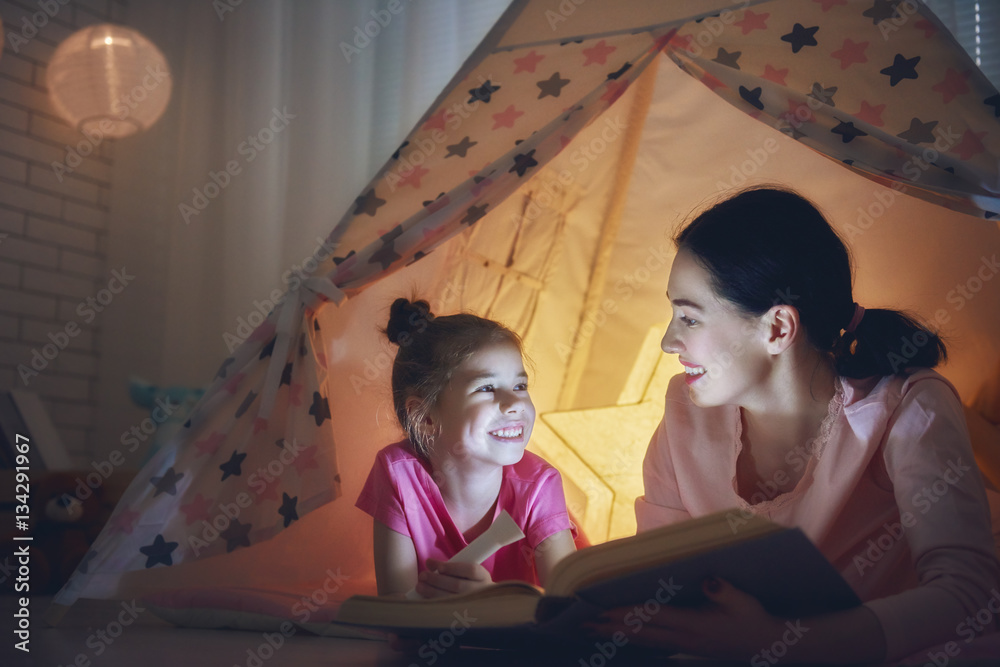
[529,323,682,543]
[47,24,172,138]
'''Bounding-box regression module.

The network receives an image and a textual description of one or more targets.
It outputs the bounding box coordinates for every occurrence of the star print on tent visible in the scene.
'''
[492,105,524,130]
[194,432,225,457]
[215,357,235,379]
[396,165,430,189]
[513,50,544,73]
[831,120,867,143]
[234,390,257,419]
[862,0,900,24]
[537,72,571,99]
[953,130,987,160]
[279,493,299,527]
[781,24,819,53]
[510,150,538,177]
[735,9,769,34]
[369,225,404,270]
[77,551,97,574]
[932,69,971,104]
[808,83,838,107]
[422,109,451,132]
[762,64,788,85]
[468,80,500,104]
[880,54,920,86]
[181,493,213,524]
[713,48,742,70]
[220,519,252,553]
[390,141,408,159]
[815,0,847,11]
[607,63,631,80]
[898,118,938,144]
[139,534,178,568]
[461,203,489,226]
[309,391,331,426]
[109,509,140,535]
[423,194,449,212]
[353,189,386,216]
[985,94,1000,117]
[150,468,184,497]
[219,450,247,481]
[855,101,885,126]
[739,86,764,110]
[831,38,868,69]
[280,362,293,386]
[582,40,616,66]
[259,337,275,359]
[446,136,477,158]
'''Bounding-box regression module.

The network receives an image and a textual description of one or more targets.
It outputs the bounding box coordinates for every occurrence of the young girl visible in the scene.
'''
[600,187,1000,662]
[355,298,577,598]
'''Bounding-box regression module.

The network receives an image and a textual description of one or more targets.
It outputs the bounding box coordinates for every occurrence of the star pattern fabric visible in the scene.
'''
[55,0,999,611]
[666,0,999,218]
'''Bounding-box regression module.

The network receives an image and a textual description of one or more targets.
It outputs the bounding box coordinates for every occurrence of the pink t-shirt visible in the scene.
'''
[356,442,574,585]
[636,369,1000,661]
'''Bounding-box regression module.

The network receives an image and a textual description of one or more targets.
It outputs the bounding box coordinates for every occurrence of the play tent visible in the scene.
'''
[50,0,1000,622]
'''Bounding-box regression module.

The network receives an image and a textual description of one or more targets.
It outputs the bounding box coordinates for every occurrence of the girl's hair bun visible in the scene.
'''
[385,298,433,345]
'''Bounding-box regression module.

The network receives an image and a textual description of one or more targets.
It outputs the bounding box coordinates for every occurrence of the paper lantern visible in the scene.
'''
[46,24,171,138]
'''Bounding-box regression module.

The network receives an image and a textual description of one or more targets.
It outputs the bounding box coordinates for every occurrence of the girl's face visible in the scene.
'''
[660,249,771,408]
[428,341,535,470]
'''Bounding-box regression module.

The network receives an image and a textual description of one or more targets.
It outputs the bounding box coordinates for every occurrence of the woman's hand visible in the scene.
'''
[588,578,791,660]
[413,558,494,598]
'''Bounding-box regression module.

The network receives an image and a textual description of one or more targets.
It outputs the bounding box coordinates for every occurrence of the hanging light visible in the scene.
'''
[46,24,172,139]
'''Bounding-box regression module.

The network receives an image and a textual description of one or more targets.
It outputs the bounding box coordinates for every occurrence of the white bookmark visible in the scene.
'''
[404,510,525,599]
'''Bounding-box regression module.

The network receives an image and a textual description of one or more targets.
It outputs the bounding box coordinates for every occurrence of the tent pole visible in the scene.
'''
[557,57,659,410]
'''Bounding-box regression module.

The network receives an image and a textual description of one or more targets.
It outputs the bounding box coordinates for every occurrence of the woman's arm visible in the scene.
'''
[373,519,419,596]
[865,375,1000,659]
[533,529,576,587]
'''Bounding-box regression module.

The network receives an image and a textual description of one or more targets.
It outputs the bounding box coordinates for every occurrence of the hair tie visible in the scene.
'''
[845,303,865,334]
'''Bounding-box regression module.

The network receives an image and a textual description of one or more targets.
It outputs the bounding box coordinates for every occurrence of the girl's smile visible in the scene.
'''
[428,341,535,469]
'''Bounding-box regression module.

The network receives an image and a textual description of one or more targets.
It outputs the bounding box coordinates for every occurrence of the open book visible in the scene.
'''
[335,510,861,645]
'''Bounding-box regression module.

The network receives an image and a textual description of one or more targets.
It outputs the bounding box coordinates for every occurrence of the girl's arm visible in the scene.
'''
[534,529,576,587]
[373,519,419,596]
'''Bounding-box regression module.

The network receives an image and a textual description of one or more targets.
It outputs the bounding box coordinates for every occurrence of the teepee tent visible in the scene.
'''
[51,0,1000,622]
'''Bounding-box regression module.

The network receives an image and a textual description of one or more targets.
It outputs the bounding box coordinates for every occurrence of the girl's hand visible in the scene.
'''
[414,558,494,598]
[588,577,791,660]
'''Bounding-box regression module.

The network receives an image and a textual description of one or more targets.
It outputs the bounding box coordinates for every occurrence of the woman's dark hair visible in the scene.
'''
[383,298,524,458]
[675,186,946,378]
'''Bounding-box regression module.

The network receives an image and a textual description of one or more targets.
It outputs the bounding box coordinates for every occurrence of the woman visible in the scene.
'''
[599,187,1000,663]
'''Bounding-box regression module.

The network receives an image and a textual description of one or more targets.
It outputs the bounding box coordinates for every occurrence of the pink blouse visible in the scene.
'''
[636,369,1000,661]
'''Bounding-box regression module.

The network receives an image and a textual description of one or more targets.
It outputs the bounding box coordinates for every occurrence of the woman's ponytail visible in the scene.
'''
[833,307,947,378]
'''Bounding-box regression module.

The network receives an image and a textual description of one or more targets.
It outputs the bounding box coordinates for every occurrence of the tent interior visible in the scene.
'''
[8,0,1000,662]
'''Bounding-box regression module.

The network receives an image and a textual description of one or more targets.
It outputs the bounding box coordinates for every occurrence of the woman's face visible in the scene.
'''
[660,249,771,408]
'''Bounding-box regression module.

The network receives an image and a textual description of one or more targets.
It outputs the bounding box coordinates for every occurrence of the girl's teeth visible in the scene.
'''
[685,366,706,376]
[490,427,522,438]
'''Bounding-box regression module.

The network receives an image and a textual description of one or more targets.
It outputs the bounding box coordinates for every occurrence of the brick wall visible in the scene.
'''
[0,0,128,465]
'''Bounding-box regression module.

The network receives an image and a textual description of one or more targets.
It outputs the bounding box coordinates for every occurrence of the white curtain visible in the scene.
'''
[95,0,511,458]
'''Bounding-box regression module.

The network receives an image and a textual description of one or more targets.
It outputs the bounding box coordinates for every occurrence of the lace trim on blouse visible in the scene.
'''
[733,378,846,512]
